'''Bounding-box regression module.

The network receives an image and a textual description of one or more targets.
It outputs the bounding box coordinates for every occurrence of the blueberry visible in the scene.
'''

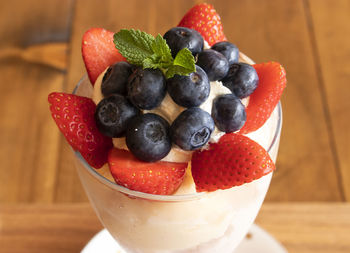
[211,41,239,65]
[167,65,210,108]
[221,63,259,98]
[127,68,166,110]
[196,49,229,81]
[95,94,140,138]
[163,27,204,58]
[170,108,214,150]
[101,62,134,97]
[211,94,246,133]
[126,113,171,162]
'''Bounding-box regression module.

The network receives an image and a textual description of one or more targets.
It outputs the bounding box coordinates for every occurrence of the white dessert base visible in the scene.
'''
[81,224,288,253]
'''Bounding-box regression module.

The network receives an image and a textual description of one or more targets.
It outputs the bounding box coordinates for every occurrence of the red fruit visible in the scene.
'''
[48,92,113,168]
[191,133,275,192]
[239,62,286,134]
[82,28,126,85]
[178,3,227,46]
[108,148,187,195]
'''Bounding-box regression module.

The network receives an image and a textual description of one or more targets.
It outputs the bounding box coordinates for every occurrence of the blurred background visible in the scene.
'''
[0,0,349,204]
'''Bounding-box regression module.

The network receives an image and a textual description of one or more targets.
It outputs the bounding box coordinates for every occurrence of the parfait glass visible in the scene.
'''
[73,69,282,253]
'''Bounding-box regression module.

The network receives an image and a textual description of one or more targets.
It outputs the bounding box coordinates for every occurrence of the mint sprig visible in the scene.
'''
[167,48,196,78]
[114,29,195,78]
[113,29,154,65]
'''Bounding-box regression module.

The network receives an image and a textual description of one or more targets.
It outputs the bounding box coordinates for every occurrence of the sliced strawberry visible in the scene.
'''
[191,133,275,192]
[239,62,286,134]
[108,148,187,195]
[82,28,126,85]
[48,92,113,168]
[178,3,227,46]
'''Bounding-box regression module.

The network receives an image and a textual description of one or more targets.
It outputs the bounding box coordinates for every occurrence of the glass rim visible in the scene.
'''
[73,74,282,202]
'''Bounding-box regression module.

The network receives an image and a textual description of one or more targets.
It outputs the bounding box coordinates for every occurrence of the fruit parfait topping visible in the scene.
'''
[48,3,286,196]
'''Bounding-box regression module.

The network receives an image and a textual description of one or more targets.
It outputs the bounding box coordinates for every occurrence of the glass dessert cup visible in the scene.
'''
[73,72,282,253]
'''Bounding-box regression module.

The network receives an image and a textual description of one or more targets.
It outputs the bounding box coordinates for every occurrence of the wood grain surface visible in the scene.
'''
[307,0,350,201]
[0,203,349,253]
[0,0,74,203]
[0,0,349,203]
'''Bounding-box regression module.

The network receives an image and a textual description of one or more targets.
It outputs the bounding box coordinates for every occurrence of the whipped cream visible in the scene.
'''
[92,41,255,163]
[91,51,266,194]
[92,72,243,163]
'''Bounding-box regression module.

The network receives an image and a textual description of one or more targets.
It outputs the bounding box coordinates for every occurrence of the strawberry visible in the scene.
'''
[108,148,187,195]
[178,3,227,46]
[82,28,126,85]
[48,92,113,168]
[239,62,286,134]
[191,133,275,192]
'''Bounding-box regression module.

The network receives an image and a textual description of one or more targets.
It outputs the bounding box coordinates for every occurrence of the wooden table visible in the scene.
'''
[1,1,349,251]
[0,0,349,202]
[0,203,349,253]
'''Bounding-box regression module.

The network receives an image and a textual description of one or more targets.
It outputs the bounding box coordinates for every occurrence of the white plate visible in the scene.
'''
[81,224,288,253]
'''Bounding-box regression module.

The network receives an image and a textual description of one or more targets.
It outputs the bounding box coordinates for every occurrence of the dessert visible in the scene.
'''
[48,3,286,252]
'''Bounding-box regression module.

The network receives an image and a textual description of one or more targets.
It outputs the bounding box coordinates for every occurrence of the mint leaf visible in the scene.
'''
[114,29,155,65]
[142,54,162,69]
[173,48,196,71]
[167,48,196,78]
[113,29,196,79]
[142,57,156,69]
[166,49,196,78]
[142,34,173,70]
[151,34,173,67]
[165,65,194,79]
